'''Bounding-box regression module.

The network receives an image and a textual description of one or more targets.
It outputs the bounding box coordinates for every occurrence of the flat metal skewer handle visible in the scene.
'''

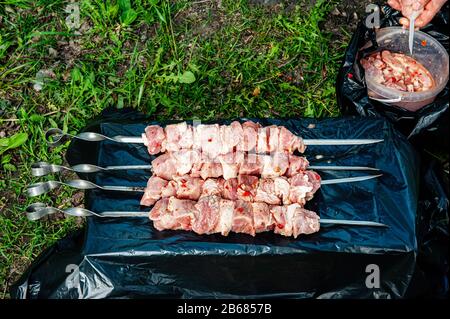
[27,180,145,197]
[25,203,388,228]
[45,128,384,147]
[25,203,148,220]
[31,162,152,177]
[31,161,380,177]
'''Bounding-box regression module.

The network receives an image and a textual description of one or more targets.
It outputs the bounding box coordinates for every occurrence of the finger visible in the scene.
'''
[388,0,402,11]
[416,0,446,28]
[416,11,435,28]
[399,17,410,28]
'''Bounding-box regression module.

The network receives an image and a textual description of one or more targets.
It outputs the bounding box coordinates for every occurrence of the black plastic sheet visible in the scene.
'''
[336,4,449,145]
[12,111,426,298]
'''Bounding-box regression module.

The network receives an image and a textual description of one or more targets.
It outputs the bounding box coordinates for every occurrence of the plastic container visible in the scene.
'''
[361,27,449,112]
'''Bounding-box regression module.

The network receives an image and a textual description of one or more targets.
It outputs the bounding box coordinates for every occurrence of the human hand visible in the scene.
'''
[388,0,447,28]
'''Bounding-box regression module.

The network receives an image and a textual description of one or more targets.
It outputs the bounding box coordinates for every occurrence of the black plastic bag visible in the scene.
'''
[336,4,449,145]
[12,110,429,298]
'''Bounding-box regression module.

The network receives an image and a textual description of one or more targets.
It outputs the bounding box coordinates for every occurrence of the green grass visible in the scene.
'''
[0,0,348,298]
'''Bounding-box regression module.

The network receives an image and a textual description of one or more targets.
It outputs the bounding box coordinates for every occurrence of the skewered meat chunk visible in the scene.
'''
[292,207,320,237]
[252,202,274,233]
[152,151,309,180]
[237,175,259,201]
[194,124,222,158]
[288,174,314,206]
[222,178,239,200]
[260,153,289,178]
[151,152,178,180]
[193,195,221,235]
[201,178,224,197]
[220,121,243,154]
[143,121,306,155]
[239,153,263,176]
[199,162,223,180]
[360,50,435,93]
[173,175,204,200]
[218,151,244,180]
[165,122,194,152]
[217,199,235,236]
[140,176,168,206]
[151,197,195,231]
[286,154,309,177]
[142,125,166,154]
[279,126,305,153]
[232,200,255,236]
[237,121,259,152]
[149,196,321,237]
[254,178,281,205]
[142,172,321,207]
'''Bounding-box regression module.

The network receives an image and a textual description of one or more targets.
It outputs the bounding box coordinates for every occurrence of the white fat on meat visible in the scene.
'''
[216,199,235,236]
[142,125,166,155]
[194,124,222,158]
[172,149,201,176]
[140,176,167,206]
[260,153,289,178]
[218,151,244,180]
[164,122,193,152]
[274,177,291,205]
[270,204,296,237]
[161,180,177,198]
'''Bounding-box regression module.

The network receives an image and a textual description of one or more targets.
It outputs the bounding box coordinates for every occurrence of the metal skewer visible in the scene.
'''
[26,174,382,197]
[27,180,145,197]
[31,161,380,177]
[45,128,384,148]
[25,202,388,228]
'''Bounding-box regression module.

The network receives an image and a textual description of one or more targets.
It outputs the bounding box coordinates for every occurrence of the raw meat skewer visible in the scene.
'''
[25,202,389,230]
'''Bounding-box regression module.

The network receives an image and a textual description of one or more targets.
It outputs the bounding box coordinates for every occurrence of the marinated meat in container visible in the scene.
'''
[358,27,449,112]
